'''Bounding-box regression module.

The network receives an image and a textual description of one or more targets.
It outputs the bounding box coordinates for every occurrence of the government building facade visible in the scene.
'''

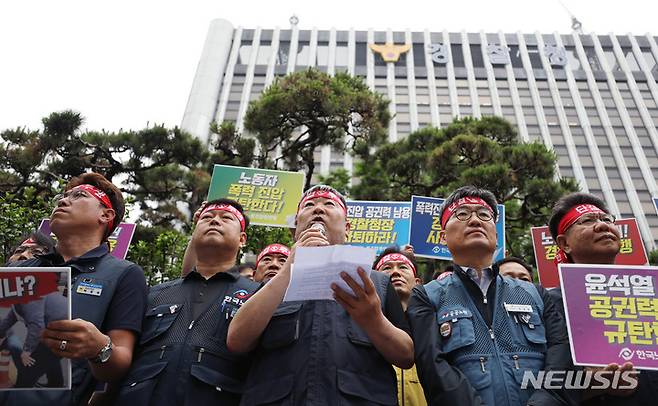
[182,19,658,248]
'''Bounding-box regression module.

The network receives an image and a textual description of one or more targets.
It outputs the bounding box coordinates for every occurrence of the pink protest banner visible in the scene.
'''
[38,219,136,259]
[559,264,658,370]
[531,218,648,288]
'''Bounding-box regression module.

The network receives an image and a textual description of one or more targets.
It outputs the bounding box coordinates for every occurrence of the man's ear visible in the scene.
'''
[555,234,571,254]
[100,208,116,228]
[414,277,423,286]
[344,219,351,239]
[239,232,247,247]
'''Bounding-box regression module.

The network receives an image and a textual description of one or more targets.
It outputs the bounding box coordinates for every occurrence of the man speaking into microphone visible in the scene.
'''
[228,185,413,405]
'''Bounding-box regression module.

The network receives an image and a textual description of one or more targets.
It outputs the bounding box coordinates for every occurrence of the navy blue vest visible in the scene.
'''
[241,270,398,406]
[425,272,546,406]
[115,271,258,406]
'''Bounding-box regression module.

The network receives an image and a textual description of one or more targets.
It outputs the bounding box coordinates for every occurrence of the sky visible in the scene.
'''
[1,0,656,134]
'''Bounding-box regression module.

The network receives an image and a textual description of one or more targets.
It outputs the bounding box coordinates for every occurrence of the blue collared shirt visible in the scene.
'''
[460,265,494,296]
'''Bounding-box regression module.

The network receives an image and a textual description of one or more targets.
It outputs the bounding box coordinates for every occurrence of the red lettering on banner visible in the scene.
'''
[0,272,59,307]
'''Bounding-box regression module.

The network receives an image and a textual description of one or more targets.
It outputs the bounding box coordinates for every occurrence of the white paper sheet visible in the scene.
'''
[283,245,376,302]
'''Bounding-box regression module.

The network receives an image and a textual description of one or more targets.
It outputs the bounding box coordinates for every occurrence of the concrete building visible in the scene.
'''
[182,19,658,248]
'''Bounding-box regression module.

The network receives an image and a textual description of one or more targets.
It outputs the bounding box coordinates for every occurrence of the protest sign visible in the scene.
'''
[409,196,505,261]
[0,267,71,390]
[559,264,658,370]
[39,219,136,260]
[532,218,647,288]
[207,165,304,227]
[346,201,411,254]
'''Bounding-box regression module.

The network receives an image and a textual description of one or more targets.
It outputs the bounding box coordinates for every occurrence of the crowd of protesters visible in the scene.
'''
[1,171,657,406]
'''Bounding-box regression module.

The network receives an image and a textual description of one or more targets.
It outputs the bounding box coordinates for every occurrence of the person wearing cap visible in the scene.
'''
[548,192,657,405]
[407,185,573,406]
[227,185,413,405]
[496,256,534,283]
[254,243,290,283]
[2,172,148,406]
[114,198,259,405]
[6,231,56,264]
[374,246,427,406]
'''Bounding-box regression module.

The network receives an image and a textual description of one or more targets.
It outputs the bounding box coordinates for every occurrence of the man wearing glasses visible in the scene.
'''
[4,172,147,406]
[407,186,573,406]
[548,192,658,405]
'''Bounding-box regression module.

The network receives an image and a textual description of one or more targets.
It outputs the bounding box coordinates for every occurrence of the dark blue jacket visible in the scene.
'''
[241,270,399,406]
[115,269,259,406]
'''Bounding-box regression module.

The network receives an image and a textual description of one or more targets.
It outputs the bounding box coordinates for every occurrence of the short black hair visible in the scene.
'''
[548,192,609,241]
[372,245,418,271]
[495,256,533,278]
[202,198,250,229]
[439,185,499,224]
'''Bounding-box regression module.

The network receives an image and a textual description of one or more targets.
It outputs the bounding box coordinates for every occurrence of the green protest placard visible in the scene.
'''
[207,165,304,227]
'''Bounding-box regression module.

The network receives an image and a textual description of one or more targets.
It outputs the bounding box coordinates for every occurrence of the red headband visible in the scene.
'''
[201,203,246,231]
[554,204,606,265]
[74,184,114,231]
[441,197,493,229]
[557,204,605,235]
[298,189,347,214]
[375,253,417,276]
[21,238,36,246]
[256,243,290,267]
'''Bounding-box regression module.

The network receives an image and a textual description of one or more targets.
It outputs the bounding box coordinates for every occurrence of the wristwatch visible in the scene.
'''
[90,336,113,364]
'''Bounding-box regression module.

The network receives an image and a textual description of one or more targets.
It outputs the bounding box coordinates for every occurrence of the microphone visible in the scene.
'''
[310,222,326,237]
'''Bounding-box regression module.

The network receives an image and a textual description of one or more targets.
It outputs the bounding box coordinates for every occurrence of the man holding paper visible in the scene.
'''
[227,185,413,405]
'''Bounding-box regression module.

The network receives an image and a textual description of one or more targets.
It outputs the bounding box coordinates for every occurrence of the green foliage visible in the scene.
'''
[353,116,579,264]
[0,110,210,229]
[244,68,390,189]
[648,249,658,266]
[0,188,52,264]
[207,121,256,170]
[0,88,576,282]
[244,225,294,258]
[127,227,189,285]
[317,168,352,197]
